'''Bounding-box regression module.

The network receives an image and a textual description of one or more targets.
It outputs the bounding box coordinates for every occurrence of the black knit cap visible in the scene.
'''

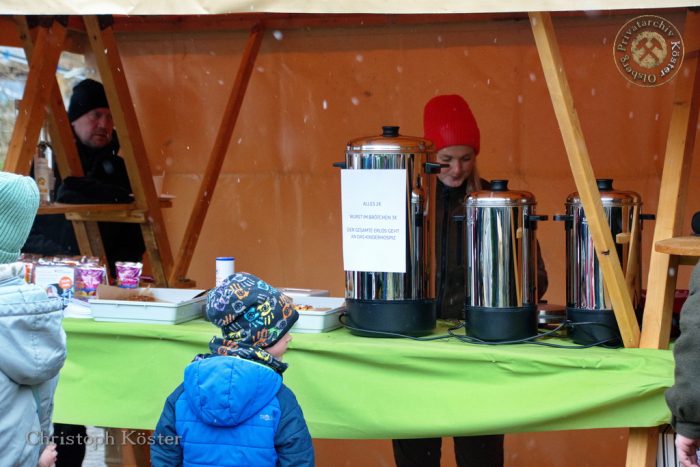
[68,79,110,122]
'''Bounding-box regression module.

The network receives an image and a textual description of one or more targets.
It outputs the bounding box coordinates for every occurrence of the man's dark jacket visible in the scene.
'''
[23,131,145,275]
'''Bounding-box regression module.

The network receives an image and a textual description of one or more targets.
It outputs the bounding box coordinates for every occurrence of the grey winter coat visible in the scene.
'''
[0,263,66,467]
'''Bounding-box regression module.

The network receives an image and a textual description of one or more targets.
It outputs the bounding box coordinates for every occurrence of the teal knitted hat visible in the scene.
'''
[0,171,40,264]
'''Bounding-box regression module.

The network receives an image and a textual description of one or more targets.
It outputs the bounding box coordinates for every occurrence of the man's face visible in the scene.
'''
[435,145,477,188]
[71,107,114,149]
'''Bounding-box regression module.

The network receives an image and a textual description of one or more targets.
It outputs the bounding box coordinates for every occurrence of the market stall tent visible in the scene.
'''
[1,3,698,467]
[1,0,698,14]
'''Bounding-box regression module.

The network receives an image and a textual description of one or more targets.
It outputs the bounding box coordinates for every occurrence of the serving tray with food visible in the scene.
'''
[290,296,345,333]
[89,285,207,324]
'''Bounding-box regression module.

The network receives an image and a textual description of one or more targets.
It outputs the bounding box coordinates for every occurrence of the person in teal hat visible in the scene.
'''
[0,171,66,466]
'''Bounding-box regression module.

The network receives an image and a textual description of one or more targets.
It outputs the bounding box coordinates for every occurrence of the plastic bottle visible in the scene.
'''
[215,257,235,286]
[34,139,53,205]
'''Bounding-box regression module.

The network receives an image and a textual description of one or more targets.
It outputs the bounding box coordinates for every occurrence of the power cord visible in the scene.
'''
[338,313,621,348]
[447,320,620,348]
[338,313,454,341]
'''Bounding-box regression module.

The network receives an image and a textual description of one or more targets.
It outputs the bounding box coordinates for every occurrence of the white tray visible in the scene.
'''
[291,296,344,333]
[280,287,330,297]
[90,288,207,324]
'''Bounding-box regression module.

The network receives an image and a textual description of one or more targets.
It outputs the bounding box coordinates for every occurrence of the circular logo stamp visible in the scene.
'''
[613,15,684,87]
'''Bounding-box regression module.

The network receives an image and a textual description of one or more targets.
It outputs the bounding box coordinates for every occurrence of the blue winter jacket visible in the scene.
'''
[151,355,314,467]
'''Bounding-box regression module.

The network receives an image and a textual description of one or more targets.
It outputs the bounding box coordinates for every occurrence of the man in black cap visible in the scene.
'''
[63,78,132,197]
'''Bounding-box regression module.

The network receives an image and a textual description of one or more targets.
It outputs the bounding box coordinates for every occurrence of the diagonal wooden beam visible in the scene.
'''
[15,16,83,177]
[83,15,174,286]
[4,20,66,174]
[530,11,639,348]
[169,22,265,285]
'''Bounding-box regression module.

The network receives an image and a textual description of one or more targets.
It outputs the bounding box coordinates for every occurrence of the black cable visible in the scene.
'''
[339,313,621,349]
[338,314,453,341]
[447,321,619,348]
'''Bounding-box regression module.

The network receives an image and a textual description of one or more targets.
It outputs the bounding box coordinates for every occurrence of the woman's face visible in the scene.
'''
[435,145,477,188]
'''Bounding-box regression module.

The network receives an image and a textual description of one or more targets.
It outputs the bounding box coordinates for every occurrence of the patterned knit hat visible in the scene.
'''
[206,272,298,348]
[423,94,480,154]
[68,79,110,122]
[0,171,40,264]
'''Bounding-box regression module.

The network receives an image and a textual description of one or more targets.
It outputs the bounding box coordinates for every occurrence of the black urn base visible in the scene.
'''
[566,307,621,347]
[465,305,538,342]
[345,299,436,337]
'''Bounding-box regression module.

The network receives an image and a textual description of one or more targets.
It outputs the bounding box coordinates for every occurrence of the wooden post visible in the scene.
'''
[4,20,66,174]
[15,16,83,177]
[83,15,174,286]
[169,22,265,285]
[529,11,640,348]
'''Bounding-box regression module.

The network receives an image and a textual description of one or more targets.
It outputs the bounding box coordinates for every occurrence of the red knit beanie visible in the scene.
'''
[423,94,480,155]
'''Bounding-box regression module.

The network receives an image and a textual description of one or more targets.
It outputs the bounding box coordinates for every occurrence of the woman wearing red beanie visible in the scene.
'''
[392,95,548,467]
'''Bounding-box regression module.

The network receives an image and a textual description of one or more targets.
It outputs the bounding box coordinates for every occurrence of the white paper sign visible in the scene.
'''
[341,169,406,273]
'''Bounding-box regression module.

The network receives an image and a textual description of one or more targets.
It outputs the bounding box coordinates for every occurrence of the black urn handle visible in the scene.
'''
[526,214,548,230]
[333,162,347,169]
[382,126,400,137]
[424,162,448,174]
[553,214,573,230]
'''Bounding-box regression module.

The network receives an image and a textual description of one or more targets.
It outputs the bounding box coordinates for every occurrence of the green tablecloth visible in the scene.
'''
[54,318,674,439]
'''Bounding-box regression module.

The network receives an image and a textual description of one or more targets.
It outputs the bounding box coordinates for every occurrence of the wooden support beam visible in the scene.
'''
[4,21,66,174]
[529,11,639,348]
[626,428,659,467]
[66,211,147,223]
[83,15,174,286]
[72,221,108,262]
[104,10,668,35]
[15,16,83,178]
[169,22,265,285]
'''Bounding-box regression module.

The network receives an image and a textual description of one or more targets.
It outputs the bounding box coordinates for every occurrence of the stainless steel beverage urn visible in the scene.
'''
[340,126,441,336]
[555,179,654,345]
[463,180,547,341]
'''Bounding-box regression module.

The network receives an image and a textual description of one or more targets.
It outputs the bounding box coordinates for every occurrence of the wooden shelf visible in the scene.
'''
[38,202,135,215]
[36,198,174,223]
[655,236,700,257]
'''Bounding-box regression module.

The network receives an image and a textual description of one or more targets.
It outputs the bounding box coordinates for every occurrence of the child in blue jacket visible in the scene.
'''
[151,272,314,467]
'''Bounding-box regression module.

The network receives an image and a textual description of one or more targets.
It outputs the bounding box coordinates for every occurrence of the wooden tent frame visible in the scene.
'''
[3,9,699,466]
